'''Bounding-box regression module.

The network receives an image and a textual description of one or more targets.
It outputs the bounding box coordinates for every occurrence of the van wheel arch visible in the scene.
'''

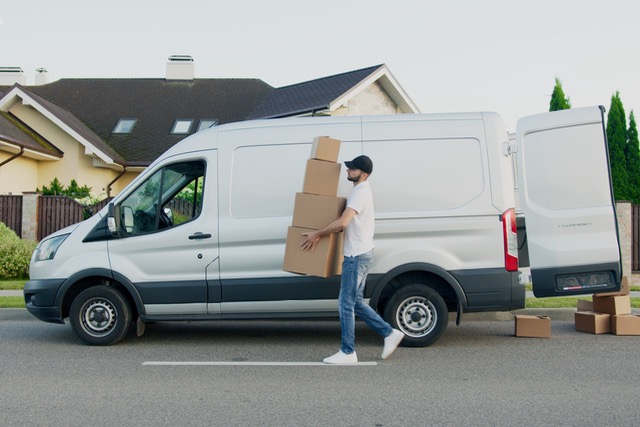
[57,270,142,320]
[370,264,466,312]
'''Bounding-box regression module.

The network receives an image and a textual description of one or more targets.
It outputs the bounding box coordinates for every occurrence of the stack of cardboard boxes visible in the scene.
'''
[282,137,346,278]
[575,277,640,335]
[515,277,638,338]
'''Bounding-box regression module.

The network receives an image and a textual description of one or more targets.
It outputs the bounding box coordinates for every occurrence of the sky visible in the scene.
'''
[1,0,639,131]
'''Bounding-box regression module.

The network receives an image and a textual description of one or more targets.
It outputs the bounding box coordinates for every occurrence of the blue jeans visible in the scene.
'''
[339,250,393,354]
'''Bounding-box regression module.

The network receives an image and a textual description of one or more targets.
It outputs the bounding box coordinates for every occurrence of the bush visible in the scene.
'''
[0,223,37,280]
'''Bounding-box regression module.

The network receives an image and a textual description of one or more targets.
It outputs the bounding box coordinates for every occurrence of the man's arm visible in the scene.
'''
[300,207,357,252]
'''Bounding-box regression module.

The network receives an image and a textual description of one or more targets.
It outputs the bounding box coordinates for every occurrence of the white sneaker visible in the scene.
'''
[323,350,358,364]
[382,329,404,359]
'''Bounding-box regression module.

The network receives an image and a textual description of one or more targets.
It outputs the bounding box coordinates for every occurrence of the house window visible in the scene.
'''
[113,118,136,134]
[197,119,219,132]
[171,119,193,134]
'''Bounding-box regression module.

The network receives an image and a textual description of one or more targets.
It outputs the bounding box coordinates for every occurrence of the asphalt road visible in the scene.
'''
[2,309,640,426]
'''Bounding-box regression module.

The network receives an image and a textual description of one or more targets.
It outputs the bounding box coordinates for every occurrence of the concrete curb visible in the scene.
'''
[0,290,23,297]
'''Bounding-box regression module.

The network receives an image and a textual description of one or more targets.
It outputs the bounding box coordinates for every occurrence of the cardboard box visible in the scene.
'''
[292,193,346,229]
[302,159,341,196]
[283,226,343,277]
[595,276,630,297]
[592,294,631,315]
[574,311,611,334]
[611,314,640,336]
[515,315,551,338]
[310,136,341,162]
[576,299,593,312]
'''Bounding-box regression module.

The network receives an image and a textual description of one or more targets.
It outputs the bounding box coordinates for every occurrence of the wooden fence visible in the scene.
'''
[37,196,85,241]
[0,195,22,237]
[0,194,112,240]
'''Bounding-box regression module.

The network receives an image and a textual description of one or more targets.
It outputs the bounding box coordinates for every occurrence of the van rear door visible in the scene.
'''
[516,106,622,297]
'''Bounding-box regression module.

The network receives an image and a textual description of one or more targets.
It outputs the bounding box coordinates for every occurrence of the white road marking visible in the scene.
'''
[143,361,377,366]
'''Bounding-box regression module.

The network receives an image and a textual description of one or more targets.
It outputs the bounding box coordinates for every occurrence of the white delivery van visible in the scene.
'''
[24,106,622,346]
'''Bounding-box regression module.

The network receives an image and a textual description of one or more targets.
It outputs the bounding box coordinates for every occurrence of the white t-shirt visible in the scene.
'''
[344,180,375,257]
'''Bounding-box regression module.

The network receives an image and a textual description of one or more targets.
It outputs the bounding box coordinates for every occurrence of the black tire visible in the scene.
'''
[383,284,448,347]
[69,286,132,346]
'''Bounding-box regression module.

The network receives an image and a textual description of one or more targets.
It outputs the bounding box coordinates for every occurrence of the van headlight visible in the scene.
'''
[34,234,69,262]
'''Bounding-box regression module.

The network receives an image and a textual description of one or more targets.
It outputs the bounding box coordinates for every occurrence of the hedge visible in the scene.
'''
[0,223,37,280]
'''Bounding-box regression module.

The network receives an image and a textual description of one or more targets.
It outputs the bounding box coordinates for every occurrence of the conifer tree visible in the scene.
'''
[607,92,629,200]
[549,78,571,111]
[626,111,640,203]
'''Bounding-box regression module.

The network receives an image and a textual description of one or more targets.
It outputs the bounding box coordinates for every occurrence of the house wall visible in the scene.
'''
[0,152,40,194]
[332,82,399,116]
[109,171,139,195]
[616,201,637,285]
[9,103,121,199]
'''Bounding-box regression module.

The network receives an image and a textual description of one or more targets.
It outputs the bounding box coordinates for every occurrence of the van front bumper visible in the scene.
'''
[23,279,66,324]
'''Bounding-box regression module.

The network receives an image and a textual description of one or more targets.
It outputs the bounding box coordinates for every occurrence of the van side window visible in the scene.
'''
[119,161,205,235]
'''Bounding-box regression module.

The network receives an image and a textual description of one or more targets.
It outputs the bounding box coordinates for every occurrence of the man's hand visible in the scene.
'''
[300,231,321,252]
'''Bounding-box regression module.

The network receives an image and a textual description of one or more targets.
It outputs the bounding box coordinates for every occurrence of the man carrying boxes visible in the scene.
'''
[282,136,346,277]
[297,143,404,364]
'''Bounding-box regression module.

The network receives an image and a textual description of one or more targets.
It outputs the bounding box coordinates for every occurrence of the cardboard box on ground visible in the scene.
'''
[283,136,345,278]
[575,312,611,334]
[574,276,640,335]
[515,315,551,338]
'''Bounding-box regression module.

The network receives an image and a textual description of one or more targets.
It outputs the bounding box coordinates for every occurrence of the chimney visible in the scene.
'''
[34,68,50,86]
[0,67,26,85]
[166,55,195,81]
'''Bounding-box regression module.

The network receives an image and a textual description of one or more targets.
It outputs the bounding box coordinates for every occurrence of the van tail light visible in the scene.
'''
[502,208,518,272]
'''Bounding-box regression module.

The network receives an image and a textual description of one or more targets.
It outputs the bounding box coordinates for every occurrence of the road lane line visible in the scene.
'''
[143,361,377,366]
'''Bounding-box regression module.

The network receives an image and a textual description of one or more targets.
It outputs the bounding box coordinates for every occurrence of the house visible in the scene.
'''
[0,57,419,199]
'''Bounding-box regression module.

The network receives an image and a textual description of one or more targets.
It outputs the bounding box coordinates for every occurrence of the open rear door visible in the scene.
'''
[516,106,622,297]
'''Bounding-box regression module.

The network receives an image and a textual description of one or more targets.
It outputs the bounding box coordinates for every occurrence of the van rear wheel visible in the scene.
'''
[383,284,448,347]
[69,286,132,346]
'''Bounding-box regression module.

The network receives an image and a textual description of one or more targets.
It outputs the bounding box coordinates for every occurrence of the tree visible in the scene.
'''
[39,177,65,196]
[549,78,571,111]
[626,110,640,203]
[607,92,629,200]
[38,178,92,199]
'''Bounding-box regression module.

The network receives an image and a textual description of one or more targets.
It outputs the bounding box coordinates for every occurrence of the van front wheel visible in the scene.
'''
[383,284,448,347]
[69,286,132,346]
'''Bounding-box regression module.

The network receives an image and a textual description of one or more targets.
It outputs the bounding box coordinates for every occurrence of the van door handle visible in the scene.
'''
[189,232,212,240]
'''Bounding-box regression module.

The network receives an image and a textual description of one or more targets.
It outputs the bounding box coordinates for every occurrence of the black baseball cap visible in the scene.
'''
[345,155,373,174]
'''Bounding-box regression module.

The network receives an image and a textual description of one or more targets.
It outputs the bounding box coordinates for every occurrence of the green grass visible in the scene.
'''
[0,280,26,290]
[527,296,640,308]
[0,296,24,308]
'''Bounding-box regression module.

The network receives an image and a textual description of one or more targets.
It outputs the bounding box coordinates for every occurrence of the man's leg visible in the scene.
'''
[353,250,404,359]
[338,255,359,355]
[353,251,393,337]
